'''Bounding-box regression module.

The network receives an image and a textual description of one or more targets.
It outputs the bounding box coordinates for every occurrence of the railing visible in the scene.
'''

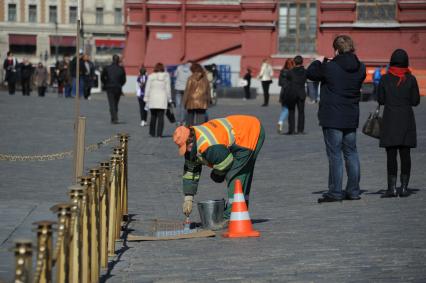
[11,133,129,283]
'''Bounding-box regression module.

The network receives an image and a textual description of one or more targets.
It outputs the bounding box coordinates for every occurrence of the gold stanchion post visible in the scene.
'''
[13,240,33,283]
[33,221,55,283]
[119,134,129,221]
[99,162,110,267]
[89,168,101,282]
[107,155,119,256]
[50,203,72,283]
[69,187,84,283]
[112,149,123,239]
[79,177,92,283]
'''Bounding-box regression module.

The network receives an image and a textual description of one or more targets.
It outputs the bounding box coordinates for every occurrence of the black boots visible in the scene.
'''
[399,174,410,197]
[382,174,410,198]
[382,175,397,198]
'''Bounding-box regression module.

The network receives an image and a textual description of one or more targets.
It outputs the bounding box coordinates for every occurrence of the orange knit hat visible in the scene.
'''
[173,126,190,156]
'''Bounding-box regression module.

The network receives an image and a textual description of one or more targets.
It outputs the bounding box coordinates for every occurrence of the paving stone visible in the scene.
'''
[0,91,425,282]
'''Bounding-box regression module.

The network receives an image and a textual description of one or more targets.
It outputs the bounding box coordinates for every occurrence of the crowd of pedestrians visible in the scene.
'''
[2,50,97,99]
[2,34,422,199]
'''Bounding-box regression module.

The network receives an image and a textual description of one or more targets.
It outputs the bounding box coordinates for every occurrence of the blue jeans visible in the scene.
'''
[278,106,289,124]
[71,77,84,97]
[322,128,360,199]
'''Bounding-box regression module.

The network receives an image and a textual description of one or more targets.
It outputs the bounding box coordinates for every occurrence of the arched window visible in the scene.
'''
[278,0,316,54]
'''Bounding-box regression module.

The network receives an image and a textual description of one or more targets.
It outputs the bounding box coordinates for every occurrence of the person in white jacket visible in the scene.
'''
[144,63,172,137]
[257,58,274,106]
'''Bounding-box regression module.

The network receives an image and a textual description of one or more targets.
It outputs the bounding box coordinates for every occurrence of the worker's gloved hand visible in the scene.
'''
[182,195,194,216]
[210,170,226,183]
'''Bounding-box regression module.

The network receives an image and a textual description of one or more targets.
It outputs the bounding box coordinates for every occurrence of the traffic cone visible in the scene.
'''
[223,179,260,238]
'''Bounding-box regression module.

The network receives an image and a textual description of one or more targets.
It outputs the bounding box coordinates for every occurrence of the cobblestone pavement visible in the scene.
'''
[0,91,425,282]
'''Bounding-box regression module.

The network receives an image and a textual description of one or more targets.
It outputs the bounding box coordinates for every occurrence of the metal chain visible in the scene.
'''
[0,135,118,162]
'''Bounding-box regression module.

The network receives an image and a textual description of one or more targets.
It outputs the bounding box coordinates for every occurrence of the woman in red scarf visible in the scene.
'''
[378,49,420,198]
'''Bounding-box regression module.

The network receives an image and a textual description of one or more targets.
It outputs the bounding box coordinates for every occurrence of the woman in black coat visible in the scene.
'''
[378,49,420,198]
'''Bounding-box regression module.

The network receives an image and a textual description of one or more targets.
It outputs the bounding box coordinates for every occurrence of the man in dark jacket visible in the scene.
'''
[83,54,96,100]
[20,58,33,96]
[101,54,126,124]
[307,35,366,203]
[287,55,307,134]
[70,52,85,97]
[3,51,18,95]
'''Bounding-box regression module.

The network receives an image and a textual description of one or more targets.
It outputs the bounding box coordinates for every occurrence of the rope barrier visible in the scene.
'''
[0,135,118,162]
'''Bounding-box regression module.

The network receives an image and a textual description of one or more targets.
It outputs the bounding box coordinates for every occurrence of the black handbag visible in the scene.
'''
[362,105,382,139]
[166,103,176,123]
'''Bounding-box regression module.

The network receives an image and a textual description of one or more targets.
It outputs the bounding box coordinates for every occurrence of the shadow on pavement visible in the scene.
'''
[99,214,136,283]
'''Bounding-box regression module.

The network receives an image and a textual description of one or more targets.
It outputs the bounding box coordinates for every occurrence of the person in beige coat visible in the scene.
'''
[257,58,274,106]
[33,62,48,97]
[183,63,211,126]
[144,62,172,137]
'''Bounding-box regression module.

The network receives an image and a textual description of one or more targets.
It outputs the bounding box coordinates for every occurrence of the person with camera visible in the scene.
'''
[307,35,366,203]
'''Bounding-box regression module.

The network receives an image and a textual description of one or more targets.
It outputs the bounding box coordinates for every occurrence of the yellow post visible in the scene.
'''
[50,203,72,283]
[89,168,101,282]
[78,177,92,283]
[73,116,86,183]
[33,221,55,283]
[69,186,84,283]
[113,149,123,240]
[107,155,119,256]
[119,134,129,221]
[13,240,32,283]
[99,162,110,268]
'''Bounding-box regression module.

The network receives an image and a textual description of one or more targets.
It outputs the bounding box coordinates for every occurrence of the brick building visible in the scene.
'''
[123,0,426,94]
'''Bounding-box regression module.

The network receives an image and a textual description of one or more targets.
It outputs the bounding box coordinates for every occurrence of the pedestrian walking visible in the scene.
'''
[20,58,33,96]
[307,79,320,104]
[33,62,48,97]
[174,61,192,125]
[62,60,72,98]
[101,54,126,124]
[287,55,307,135]
[378,49,420,198]
[83,54,96,100]
[70,51,85,97]
[307,35,366,203]
[257,58,273,106]
[173,115,265,222]
[136,66,149,127]
[3,51,18,95]
[277,58,295,134]
[243,68,252,100]
[144,62,172,137]
[183,63,211,126]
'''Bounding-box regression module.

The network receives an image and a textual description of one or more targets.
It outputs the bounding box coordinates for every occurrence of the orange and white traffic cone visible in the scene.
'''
[223,179,260,238]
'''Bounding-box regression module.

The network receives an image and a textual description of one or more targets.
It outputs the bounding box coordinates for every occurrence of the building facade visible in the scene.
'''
[0,0,125,66]
[123,0,426,94]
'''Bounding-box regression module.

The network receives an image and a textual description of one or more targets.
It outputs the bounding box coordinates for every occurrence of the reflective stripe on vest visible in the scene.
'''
[194,118,235,153]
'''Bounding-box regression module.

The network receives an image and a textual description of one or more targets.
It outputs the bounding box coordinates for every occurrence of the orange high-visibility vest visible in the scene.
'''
[193,115,261,155]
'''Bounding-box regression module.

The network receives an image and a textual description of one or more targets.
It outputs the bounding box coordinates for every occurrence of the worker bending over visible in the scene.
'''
[173,115,265,221]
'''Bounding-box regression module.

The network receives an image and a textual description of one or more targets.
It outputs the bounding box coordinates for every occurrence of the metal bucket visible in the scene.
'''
[197,199,225,230]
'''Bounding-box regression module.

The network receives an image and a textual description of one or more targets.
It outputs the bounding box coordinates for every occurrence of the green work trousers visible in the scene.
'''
[224,126,265,219]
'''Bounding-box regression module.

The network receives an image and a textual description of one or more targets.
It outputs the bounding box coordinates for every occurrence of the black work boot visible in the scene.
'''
[381,175,397,198]
[399,174,410,197]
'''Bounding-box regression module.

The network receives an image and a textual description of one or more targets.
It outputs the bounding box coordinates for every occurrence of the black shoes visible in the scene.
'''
[399,174,410,197]
[381,175,398,198]
[284,131,296,135]
[345,195,361,200]
[318,195,342,203]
